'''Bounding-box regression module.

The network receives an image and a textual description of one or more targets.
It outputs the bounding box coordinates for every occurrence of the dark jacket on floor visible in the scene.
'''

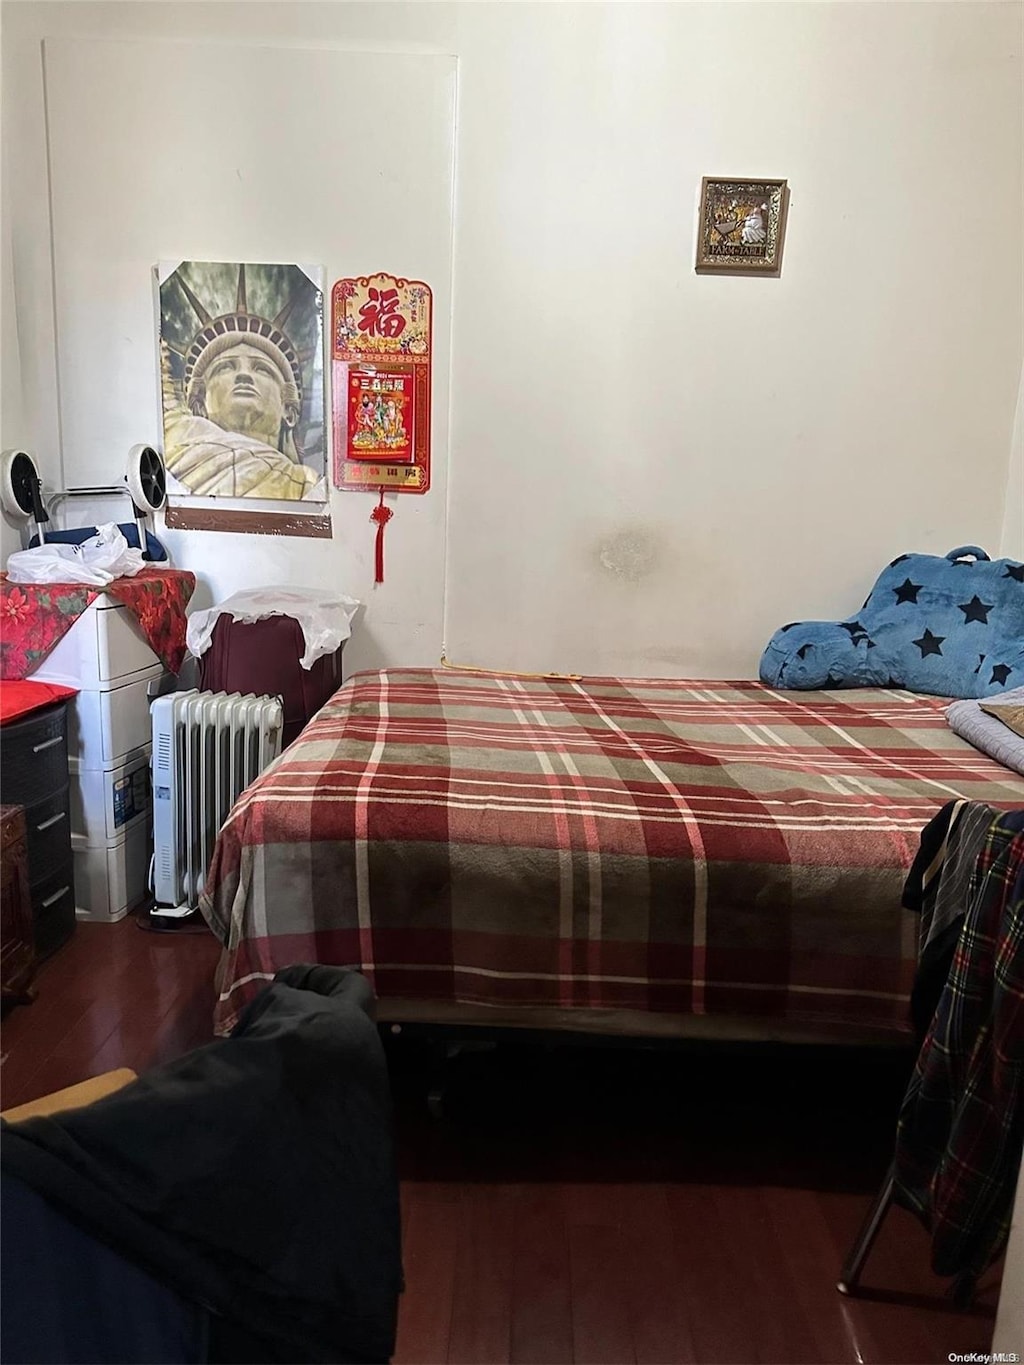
[1,965,402,1364]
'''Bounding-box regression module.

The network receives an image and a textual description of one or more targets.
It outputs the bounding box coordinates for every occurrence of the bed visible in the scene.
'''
[200,669,1024,1040]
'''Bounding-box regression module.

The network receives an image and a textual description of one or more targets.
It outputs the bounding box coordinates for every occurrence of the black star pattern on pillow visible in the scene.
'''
[912,628,945,658]
[796,644,813,660]
[1004,564,1024,583]
[975,654,985,674]
[958,595,995,625]
[893,579,923,605]
[990,663,1013,686]
[841,620,870,645]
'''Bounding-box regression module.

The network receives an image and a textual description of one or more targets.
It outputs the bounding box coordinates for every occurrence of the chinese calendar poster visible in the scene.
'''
[332,273,432,493]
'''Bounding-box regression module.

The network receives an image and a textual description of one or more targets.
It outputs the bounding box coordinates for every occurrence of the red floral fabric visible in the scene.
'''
[0,581,97,680]
[0,568,195,680]
[106,570,196,675]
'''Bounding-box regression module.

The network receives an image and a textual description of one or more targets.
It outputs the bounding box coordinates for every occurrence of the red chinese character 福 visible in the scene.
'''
[357,288,407,339]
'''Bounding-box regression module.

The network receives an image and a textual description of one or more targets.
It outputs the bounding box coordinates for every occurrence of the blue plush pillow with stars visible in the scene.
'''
[759,546,1024,698]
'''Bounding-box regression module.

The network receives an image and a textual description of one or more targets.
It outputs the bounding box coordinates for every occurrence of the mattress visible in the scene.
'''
[200,670,1024,1037]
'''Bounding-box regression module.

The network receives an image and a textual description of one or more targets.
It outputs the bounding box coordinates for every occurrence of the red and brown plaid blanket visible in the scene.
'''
[200,670,1024,1036]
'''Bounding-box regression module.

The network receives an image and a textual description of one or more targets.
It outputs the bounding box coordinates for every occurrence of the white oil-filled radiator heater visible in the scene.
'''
[151,690,283,914]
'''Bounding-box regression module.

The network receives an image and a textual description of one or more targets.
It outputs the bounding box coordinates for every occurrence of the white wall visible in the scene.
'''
[994,1156,1024,1355]
[1003,364,1024,558]
[0,193,25,561]
[35,34,455,672]
[442,1,1024,676]
[3,2,1022,678]
[1,0,57,561]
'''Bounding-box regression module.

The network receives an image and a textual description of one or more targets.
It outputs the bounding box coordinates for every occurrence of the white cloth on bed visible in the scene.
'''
[946,685,1024,777]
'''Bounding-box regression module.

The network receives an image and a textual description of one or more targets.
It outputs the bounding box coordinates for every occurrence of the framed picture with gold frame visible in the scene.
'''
[695,178,788,274]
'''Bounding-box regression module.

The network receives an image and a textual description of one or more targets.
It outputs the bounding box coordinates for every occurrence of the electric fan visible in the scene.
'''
[0,449,50,542]
[125,444,167,562]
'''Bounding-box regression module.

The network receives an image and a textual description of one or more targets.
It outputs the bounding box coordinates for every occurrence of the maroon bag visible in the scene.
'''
[198,615,344,748]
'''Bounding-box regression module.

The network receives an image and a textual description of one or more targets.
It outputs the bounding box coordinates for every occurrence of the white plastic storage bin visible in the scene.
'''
[65,666,168,767]
[69,748,151,843]
[72,822,151,923]
[32,599,160,688]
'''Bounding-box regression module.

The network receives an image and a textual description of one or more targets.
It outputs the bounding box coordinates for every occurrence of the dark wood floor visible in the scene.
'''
[1,919,1002,1365]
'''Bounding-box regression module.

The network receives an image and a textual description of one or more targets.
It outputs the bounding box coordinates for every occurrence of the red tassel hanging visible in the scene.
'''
[369,488,394,585]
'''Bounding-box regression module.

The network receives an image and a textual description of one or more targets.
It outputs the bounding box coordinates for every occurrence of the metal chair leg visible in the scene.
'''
[837,1162,896,1295]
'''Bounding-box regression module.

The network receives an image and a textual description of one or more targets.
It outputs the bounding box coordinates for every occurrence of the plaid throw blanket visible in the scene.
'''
[894,809,1024,1278]
[200,671,1024,1036]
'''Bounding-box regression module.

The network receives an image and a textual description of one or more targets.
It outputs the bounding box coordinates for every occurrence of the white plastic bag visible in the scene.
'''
[6,523,146,587]
[186,587,360,670]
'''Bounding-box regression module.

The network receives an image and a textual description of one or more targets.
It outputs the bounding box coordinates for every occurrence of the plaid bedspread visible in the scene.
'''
[200,670,1024,1036]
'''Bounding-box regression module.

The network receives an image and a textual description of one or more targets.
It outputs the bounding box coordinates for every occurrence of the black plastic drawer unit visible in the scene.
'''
[1,703,76,957]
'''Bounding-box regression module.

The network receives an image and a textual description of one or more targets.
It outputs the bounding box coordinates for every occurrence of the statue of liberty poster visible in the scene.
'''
[158,261,326,501]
